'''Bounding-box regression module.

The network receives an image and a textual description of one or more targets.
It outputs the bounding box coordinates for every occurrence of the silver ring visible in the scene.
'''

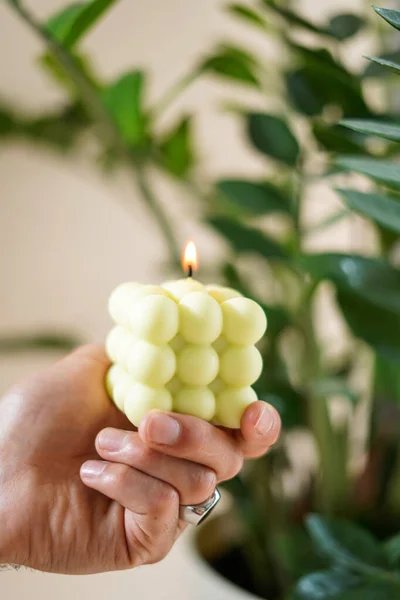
[179,488,221,526]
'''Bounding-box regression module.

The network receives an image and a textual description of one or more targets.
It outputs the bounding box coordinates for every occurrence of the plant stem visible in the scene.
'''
[152,69,201,121]
[8,0,180,265]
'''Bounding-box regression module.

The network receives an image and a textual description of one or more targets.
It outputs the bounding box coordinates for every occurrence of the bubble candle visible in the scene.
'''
[105,241,267,428]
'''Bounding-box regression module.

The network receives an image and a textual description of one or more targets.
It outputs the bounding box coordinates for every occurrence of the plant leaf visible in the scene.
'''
[0,332,80,354]
[306,514,386,568]
[261,0,329,36]
[292,570,359,600]
[158,116,194,177]
[247,113,300,166]
[338,292,400,359]
[208,216,287,258]
[327,13,365,41]
[384,532,400,568]
[362,50,400,77]
[102,70,148,147]
[340,119,400,142]
[216,179,291,216]
[373,7,400,32]
[337,583,400,599]
[45,0,118,49]
[298,253,400,314]
[285,69,326,116]
[201,45,259,86]
[335,156,400,187]
[365,55,400,76]
[227,4,268,29]
[337,188,400,235]
[313,123,366,154]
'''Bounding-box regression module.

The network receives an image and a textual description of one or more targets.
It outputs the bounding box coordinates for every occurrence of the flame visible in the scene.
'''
[182,241,198,274]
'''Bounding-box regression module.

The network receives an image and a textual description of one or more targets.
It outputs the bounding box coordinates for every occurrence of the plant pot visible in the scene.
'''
[185,510,264,600]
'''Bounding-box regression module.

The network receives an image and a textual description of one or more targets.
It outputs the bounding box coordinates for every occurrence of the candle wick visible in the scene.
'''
[187,264,193,278]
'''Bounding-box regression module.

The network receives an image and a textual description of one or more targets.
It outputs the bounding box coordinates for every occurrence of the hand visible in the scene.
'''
[0,345,280,574]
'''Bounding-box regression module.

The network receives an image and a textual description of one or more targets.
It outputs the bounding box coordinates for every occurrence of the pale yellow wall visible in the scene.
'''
[0,0,368,597]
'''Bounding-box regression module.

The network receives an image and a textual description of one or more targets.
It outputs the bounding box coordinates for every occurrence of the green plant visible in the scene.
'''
[3,1,400,598]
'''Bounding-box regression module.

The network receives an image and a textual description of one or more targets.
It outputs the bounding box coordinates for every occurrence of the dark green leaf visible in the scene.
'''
[102,70,148,147]
[227,4,267,28]
[363,50,400,78]
[216,179,291,216]
[298,253,400,314]
[374,7,400,32]
[247,113,300,166]
[340,119,400,142]
[285,69,325,116]
[0,332,80,354]
[0,107,17,136]
[384,532,400,568]
[335,156,400,187]
[365,55,400,76]
[337,188,400,235]
[306,514,386,568]
[208,216,287,258]
[313,123,365,154]
[158,116,194,177]
[201,45,259,86]
[45,0,117,49]
[292,570,359,600]
[261,0,329,35]
[337,583,400,599]
[374,355,400,404]
[338,291,400,358]
[327,14,365,41]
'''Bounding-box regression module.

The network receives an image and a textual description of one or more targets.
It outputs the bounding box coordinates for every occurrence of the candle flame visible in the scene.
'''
[182,241,198,275]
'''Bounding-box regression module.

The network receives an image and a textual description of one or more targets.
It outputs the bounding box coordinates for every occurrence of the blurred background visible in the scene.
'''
[1,0,399,598]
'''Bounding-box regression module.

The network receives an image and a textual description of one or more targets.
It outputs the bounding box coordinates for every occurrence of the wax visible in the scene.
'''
[105,280,266,428]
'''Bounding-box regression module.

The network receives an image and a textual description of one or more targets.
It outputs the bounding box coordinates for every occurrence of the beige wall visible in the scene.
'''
[0,0,366,597]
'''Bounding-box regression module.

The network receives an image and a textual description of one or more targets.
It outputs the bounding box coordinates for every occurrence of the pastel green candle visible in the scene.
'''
[104,242,267,427]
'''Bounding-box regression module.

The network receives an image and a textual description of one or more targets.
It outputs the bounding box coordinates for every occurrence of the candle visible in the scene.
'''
[105,242,267,428]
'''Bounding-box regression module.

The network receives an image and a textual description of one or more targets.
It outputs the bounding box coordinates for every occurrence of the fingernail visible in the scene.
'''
[81,461,107,479]
[255,405,277,436]
[146,413,180,445]
[97,428,125,452]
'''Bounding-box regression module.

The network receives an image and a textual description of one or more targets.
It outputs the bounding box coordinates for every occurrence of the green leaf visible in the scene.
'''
[335,156,400,187]
[337,583,400,599]
[337,188,400,235]
[313,123,366,154]
[306,514,386,568]
[208,216,287,258]
[227,4,268,29]
[298,253,400,314]
[0,332,80,354]
[292,570,359,600]
[327,13,365,40]
[340,119,400,142]
[384,532,400,568]
[45,0,118,49]
[39,52,99,95]
[158,116,194,177]
[201,45,259,86]
[362,50,400,78]
[247,113,300,166]
[365,55,400,76]
[0,106,18,136]
[285,69,326,116]
[261,0,329,36]
[310,377,359,405]
[373,7,400,32]
[102,70,148,147]
[216,179,291,216]
[338,291,400,358]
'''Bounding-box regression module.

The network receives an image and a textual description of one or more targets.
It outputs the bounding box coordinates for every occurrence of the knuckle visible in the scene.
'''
[224,452,243,481]
[188,468,216,501]
[107,464,130,488]
[150,482,179,512]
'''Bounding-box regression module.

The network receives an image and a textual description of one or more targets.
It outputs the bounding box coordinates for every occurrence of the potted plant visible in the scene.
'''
[3,1,400,598]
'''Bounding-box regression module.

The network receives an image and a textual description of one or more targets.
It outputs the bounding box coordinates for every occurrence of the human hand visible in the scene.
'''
[0,345,280,574]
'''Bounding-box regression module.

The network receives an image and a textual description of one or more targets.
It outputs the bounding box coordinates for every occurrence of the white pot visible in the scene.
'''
[182,510,263,600]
